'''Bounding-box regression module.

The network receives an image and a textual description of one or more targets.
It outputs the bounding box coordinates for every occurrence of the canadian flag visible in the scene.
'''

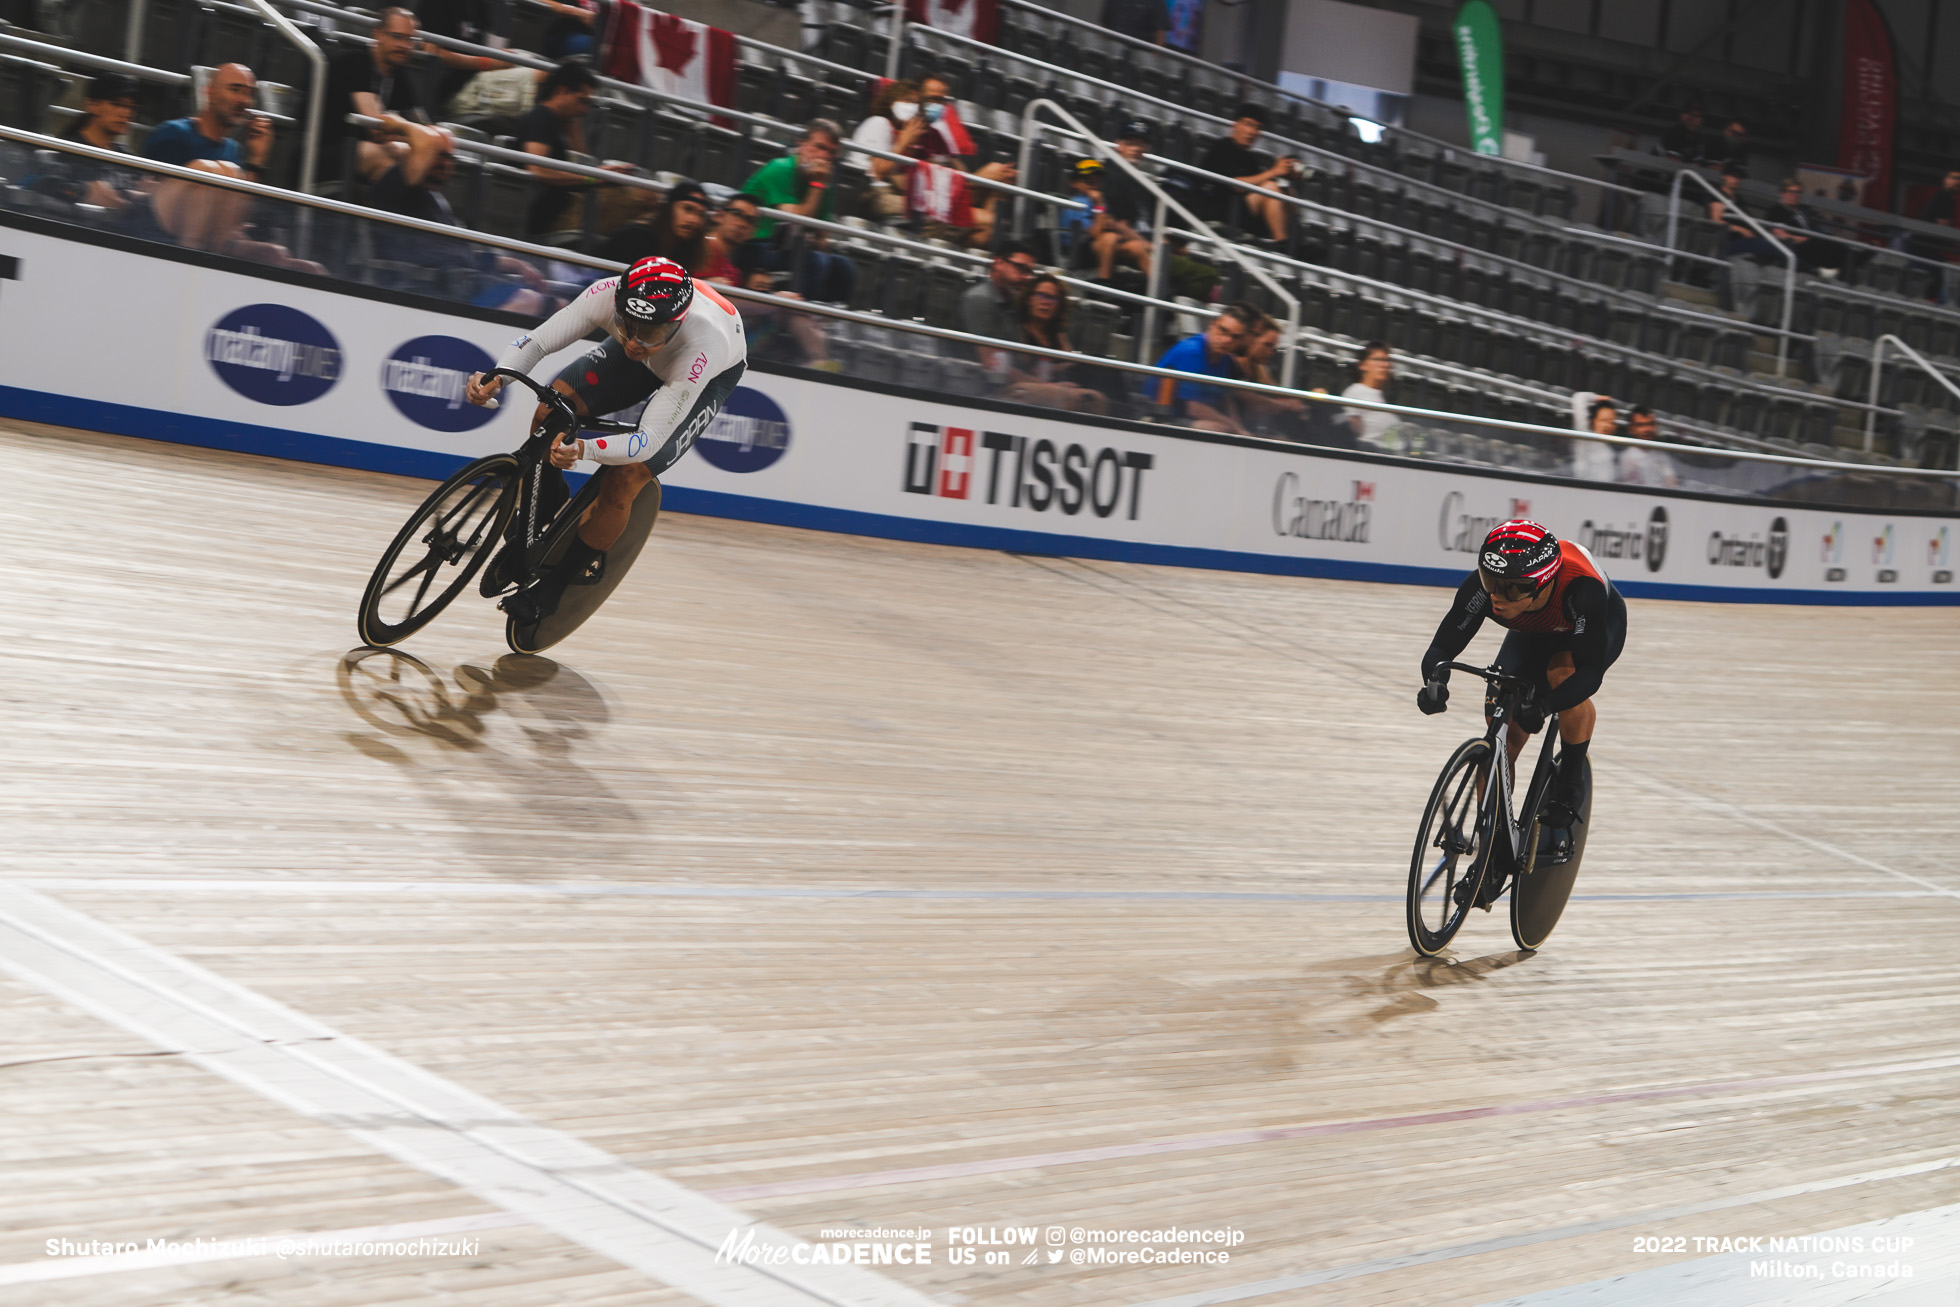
[908,161,974,226]
[601,1,735,109]
[905,0,999,45]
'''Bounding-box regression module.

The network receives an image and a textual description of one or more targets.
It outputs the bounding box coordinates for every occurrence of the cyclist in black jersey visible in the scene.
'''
[1416,520,1628,836]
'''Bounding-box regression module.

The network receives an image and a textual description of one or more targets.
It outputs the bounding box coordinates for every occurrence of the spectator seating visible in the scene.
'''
[14,0,1960,465]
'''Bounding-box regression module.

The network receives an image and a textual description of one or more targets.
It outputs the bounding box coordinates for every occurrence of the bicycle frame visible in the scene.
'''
[482,368,638,582]
[1444,661,1563,879]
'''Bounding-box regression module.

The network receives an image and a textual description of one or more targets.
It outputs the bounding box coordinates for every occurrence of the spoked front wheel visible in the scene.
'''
[1407,738,1496,957]
[357,454,518,648]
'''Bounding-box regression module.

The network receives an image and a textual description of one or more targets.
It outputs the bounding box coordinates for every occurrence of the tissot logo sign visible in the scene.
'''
[903,423,1155,519]
[1272,475,1372,543]
[696,387,790,473]
[1438,492,1532,554]
[1707,516,1788,579]
[1578,505,1668,573]
[206,304,341,405]
[381,335,497,432]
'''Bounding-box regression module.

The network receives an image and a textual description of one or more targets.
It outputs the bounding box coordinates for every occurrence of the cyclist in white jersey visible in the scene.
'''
[464,255,746,619]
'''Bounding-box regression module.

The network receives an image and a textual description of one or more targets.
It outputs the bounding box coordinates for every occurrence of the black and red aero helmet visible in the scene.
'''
[1478,519,1561,598]
[615,256,694,334]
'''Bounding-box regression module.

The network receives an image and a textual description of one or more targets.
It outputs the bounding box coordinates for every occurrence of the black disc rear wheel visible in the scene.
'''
[357,454,518,648]
[1407,738,1496,957]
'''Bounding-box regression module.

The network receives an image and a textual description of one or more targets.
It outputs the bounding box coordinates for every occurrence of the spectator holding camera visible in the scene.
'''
[1198,104,1296,247]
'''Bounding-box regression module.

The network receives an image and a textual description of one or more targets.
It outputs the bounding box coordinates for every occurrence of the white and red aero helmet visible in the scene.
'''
[614,256,694,332]
[1478,519,1561,596]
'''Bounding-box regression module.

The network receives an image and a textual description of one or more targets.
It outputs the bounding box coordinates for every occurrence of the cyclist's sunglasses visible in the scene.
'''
[1479,572,1542,603]
[616,314,681,347]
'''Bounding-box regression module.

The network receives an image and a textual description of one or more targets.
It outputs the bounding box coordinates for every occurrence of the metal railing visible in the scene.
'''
[1030,118,1806,348]
[262,0,1072,216]
[912,25,1595,251]
[0,31,190,85]
[986,0,1644,207]
[1667,168,1794,377]
[1868,334,1960,453]
[1016,98,1299,387]
[7,125,1955,494]
[237,0,324,195]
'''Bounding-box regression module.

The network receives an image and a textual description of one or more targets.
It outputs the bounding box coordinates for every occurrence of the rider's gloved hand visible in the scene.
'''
[1514,684,1548,734]
[1417,678,1450,715]
[548,433,585,470]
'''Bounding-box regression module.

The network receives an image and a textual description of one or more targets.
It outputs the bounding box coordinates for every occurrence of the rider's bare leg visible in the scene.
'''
[528,381,649,552]
[576,462,651,550]
[1498,651,1594,768]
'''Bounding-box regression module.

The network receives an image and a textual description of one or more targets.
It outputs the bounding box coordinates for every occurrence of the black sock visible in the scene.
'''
[1555,740,1589,802]
[556,537,603,579]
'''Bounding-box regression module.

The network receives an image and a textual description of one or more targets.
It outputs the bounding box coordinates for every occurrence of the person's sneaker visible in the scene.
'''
[1453,867,1505,913]
[500,582,560,626]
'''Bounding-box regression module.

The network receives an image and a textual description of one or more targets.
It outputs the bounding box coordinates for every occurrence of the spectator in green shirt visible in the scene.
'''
[745,119,855,303]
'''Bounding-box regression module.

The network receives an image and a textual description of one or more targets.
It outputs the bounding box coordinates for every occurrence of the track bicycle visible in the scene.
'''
[355,368,663,655]
[1405,661,1594,956]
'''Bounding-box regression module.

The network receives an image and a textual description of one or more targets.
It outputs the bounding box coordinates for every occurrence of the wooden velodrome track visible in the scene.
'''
[3,417,1958,1307]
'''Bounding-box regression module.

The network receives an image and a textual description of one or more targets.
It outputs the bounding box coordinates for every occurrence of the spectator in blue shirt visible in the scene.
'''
[1153,303,1257,432]
[140,62,323,273]
[141,63,271,250]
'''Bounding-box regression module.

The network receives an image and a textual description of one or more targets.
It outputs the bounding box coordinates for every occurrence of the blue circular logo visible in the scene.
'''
[694,387,791,473]
[205,304,342,406]
[381,336,499,432]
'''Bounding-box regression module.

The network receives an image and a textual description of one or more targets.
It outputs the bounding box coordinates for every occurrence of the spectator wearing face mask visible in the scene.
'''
[849,80,925,219]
